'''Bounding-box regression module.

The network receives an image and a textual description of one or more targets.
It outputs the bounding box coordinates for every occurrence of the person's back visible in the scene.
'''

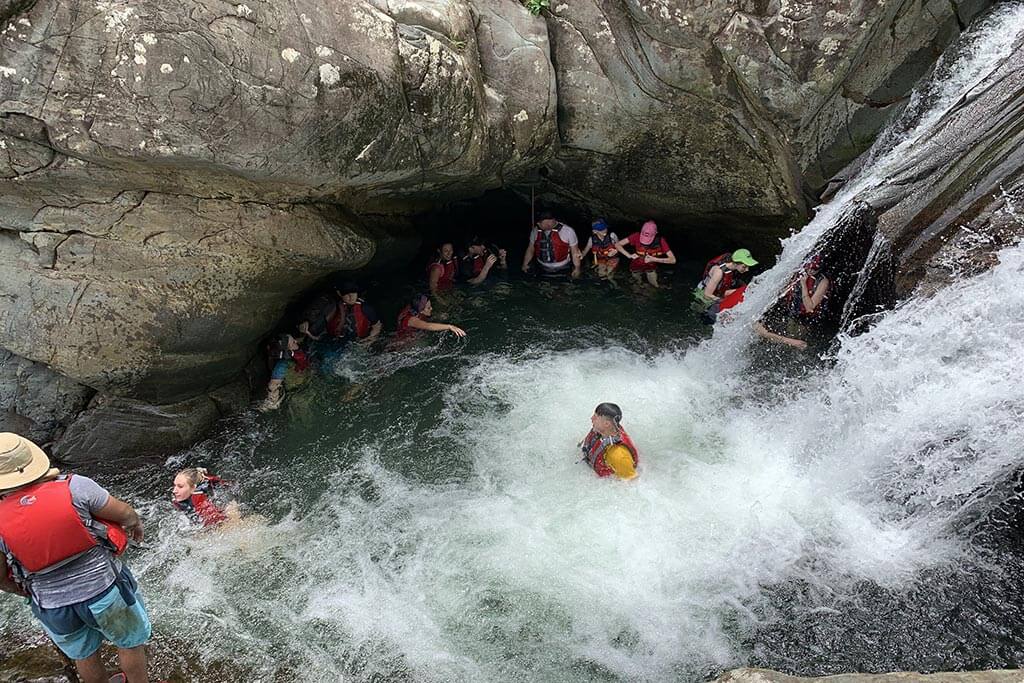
[0,433,153,683]
[579,403,639,480]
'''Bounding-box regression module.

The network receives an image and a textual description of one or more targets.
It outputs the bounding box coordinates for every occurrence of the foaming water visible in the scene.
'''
[17,243,1006,682]
[715,2,1024,354]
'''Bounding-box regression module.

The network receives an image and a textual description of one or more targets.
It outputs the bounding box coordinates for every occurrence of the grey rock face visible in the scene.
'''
[0,0,1004,460]
[0,349,93,445]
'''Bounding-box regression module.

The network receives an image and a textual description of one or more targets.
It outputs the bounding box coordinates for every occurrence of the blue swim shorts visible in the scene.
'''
[31,567,152,660]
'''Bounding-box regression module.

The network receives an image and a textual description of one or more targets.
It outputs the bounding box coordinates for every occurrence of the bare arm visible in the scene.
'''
[522,241,535,272]
[702,268,723,299]
[660,249,677,265]
[360,321,383,344]
[753,321,807,350]
[580,237,593,260]
[95,495,144,542]
[468,255,497,285]
[297,321,320,342]
[614,238,637,259]
[802,277,830,313]
[408,316,467,337]
[571,245,582,276]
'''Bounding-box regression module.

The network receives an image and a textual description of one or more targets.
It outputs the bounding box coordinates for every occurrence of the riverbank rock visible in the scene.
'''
[713,670,1024,683]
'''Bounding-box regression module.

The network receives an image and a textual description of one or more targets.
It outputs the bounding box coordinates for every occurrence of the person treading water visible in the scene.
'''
[579,402,639,480]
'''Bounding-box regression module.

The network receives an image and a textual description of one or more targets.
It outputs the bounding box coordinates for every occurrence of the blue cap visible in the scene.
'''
[592,219,609,232]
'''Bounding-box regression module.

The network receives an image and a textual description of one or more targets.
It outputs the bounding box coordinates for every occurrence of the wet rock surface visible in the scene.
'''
[0,0,1008,460]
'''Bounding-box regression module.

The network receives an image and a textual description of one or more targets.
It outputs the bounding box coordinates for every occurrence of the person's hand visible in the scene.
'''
[521,263,530,273]
[644,254,656,263]
[628,252,639,260]
[124,521,144,543]
[498,248,507,259]
[485,254,497,268]
[447,325,467,338]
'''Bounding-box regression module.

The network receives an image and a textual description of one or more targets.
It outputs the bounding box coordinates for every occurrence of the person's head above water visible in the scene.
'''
[467,236,488,255]
[730,248,758,274]
[172,467,209,502]
[537,210,558,231]
[592,218,609,234]
[639,220,658,246]
[436,243,455,261]
[410,293,433,317]
[591,402,623,436]
[333,280,361,304]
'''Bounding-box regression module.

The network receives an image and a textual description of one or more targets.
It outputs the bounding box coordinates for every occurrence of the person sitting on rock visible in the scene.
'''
[579,403,639,480]
[0,433,153,683]
[580,218,621,279]
[396,294,466,337]
[327,281,383,345]
[616,220,676,287]
[522,210,582,278]
[753,254,832,351]
[171,467,240,527]
[427,242,458,294]
[692,249,758,323]
[460,237,507,285]
[259,333,311,411]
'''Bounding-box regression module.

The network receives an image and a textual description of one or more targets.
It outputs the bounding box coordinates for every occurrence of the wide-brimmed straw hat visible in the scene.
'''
[0,433,57,491]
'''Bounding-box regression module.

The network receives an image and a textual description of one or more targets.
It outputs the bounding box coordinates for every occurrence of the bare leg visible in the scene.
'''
[117,645,149,683]
[645,271,660,288]
[74,653,108,683]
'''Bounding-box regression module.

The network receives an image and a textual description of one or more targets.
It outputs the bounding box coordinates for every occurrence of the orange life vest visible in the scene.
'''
[0,477,127,576]
[580,427,640,478]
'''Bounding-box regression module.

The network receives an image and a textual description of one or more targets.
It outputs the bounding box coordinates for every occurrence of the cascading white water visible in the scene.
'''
[2,6,1024,682]
[715,1,1024,354]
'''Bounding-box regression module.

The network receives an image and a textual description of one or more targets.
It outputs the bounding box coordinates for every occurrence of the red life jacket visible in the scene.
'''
[700,254,740,298]
[631,235,669,272]
[172,476,227,527]
[718,284,747,312]
[463,254,485,277]
[348,301,372,338]
[427,259,457,289]
[591,233,619,260]
[580,427,639,478]
[326,302,345,338]
[787,274,827,318]
[0,477,128,576]
[397,305,422,334]
[292,349,310,373]
[534,226,571,264]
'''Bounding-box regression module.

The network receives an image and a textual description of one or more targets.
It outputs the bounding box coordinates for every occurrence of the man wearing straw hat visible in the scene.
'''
[0,432,153,683]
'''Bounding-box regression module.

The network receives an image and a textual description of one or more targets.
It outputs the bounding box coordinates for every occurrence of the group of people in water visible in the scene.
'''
[0,211,834,682]
[261,211,832,410]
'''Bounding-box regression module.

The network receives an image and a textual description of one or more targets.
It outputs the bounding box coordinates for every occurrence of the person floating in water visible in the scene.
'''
[579,403,639,480]
[580,218,620,279]
[617,220,676,287]
[327,281,383,345]
[754,254,831,350]
[171,468,240,527]
[692,249,758,323]
[460,237,507,285]
[427,242,458,294]
[397,294,467,337]
[259,332,310,411]
[522,210,582,278]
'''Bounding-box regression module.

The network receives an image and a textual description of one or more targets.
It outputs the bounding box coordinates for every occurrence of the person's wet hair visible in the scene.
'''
[595,402,623,424]
[176,467,209,488]
[411,293,430,314]
[537,210,555,221]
